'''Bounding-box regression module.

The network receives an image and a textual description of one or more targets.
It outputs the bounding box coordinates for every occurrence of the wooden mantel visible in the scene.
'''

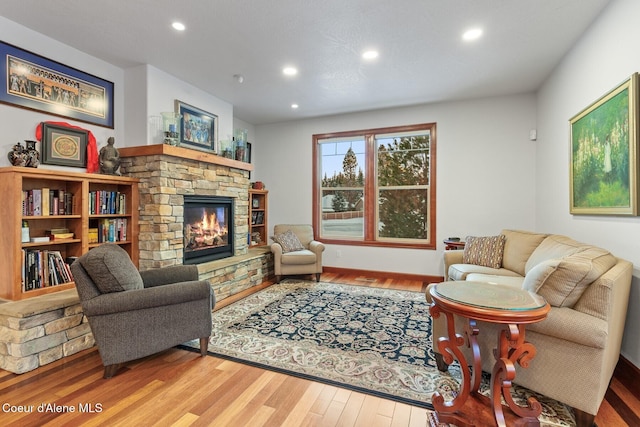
[118,144,253,172]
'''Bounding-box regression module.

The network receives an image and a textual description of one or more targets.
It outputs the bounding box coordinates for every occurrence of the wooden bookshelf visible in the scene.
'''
[0,167,139,300]
[249,189,268,247]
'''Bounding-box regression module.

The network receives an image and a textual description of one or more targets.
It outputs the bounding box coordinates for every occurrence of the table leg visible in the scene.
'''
[491,324,542,426]
[429,304,480,426]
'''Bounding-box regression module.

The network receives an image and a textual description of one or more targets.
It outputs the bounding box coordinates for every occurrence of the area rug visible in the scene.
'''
[182,280,575,426]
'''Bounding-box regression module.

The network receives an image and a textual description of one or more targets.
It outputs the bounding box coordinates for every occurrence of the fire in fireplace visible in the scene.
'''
[183,195,234,264]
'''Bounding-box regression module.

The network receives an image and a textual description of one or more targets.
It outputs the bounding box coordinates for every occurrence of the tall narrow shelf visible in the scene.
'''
[249,189,268,247]
[0,167,139,301]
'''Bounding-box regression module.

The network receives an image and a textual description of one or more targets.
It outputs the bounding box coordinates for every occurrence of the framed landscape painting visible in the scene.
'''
[0,41,114,128]
[569,73,639,215]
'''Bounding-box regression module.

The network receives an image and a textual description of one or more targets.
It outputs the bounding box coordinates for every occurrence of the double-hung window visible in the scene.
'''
[313,123,436,249]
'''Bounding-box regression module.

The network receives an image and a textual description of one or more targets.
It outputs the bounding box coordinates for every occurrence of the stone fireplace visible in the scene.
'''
[118,144,273,300]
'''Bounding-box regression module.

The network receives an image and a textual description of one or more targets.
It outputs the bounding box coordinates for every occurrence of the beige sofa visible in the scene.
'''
[426,229,632,427]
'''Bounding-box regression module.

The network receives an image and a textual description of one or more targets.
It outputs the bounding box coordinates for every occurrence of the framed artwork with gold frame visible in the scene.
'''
[41,122,88,168]
[570,73,639,215]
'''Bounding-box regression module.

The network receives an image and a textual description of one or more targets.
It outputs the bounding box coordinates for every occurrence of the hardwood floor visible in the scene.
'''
[0,272,638,426]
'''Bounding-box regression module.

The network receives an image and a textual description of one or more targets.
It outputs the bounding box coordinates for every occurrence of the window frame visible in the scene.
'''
[312,123,437,250]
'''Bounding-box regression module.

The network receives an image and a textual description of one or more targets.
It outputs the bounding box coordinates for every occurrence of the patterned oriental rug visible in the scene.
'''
[182,280,575,426]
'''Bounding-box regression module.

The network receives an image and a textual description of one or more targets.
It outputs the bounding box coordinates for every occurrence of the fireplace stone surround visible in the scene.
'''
[118,144,273,300]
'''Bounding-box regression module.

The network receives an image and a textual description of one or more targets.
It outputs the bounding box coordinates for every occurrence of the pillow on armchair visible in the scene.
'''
[272,229,305,253]
[79,243,143,293]
[463,235,506,269]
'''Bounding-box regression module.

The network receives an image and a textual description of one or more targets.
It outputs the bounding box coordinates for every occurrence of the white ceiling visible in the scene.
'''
[0,0,612,125]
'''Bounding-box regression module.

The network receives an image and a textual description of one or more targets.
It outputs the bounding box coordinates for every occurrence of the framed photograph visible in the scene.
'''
[252,197,260,209]
[0,41,114,128]
[41,123,88,168]
[570,73,639,215]
[175,100,217,153]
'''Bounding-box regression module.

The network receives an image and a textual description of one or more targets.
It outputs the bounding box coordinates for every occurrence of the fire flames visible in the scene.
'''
[184,210,228,250]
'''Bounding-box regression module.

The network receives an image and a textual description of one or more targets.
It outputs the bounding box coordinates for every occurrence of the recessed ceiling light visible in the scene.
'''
[283,67,298,76]
[291,104,299,109]
[172,22,186,31]
[462,28,483,41]
[362,50,379,60]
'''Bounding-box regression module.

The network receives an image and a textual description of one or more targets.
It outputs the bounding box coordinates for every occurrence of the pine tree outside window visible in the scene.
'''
[313,123,436,249]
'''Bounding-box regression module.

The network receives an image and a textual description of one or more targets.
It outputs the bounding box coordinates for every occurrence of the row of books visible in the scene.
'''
[89,218,128,243]
[21,249,73,291]
[89,191,126,215]
[22,188,74,216]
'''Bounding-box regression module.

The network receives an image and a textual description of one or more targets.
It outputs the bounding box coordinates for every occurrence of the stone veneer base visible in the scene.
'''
[0,248,273,374]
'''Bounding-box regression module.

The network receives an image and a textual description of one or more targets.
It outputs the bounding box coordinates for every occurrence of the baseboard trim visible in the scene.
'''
[323,266,443,284]
[615,355,640,397]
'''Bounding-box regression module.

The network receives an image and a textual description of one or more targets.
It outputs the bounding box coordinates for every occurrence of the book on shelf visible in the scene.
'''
[49,232,74,240]
[95,218,127,243]
[21,249,74,291]
[32,189,42,216]
[89,190,126,215]
[21,188,74,216]
[29,236,51,243]
[42,188,50,216]
[88,228,99,243]
[46,228,70,234]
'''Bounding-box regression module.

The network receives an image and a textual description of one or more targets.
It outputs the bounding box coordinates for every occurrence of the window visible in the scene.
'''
[313,123,436,249]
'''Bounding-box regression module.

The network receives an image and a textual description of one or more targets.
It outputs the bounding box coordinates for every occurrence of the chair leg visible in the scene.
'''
[573,408,596,427]
[200,337,209,357]
[103,364,120,379]
[434,353,449,372]
[315,273,321,282]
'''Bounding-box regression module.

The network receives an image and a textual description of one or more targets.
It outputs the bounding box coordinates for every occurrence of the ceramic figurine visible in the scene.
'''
[99,137,121,175]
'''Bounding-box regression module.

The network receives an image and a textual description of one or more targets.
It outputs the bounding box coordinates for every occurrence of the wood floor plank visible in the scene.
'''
[389,403,413,427]
[280,382,325,427]
[335,391,366,426]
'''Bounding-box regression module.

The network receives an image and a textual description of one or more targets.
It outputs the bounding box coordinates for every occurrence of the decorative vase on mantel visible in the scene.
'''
[161,112,182,146]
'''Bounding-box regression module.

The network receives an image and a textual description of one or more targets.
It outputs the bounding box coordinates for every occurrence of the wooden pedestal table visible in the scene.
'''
[428,281,550,427]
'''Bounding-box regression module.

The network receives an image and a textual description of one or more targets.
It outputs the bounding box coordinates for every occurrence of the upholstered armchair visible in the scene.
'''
[70,244,214,378]
[271,224,325,283]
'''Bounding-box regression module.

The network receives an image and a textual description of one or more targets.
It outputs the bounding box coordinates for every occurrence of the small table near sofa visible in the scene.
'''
[428,281,550,427]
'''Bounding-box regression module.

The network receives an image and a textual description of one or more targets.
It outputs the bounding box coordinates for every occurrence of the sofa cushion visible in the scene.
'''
[79,243,143,293]
[525,235,586,274]
[522,247,616,308]
[501,230,548,276]
[462,235,506,268]
[272,229,305,253]
[448,264,521,281]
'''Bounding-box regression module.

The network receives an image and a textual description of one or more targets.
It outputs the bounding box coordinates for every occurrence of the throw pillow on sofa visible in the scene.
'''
[463,235,506,269]
[522,247,616,307]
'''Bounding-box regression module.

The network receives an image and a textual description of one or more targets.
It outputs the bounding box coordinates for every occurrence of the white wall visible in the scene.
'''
[0,16,125,169]
[257,93,537,277]
[536,0,639,366]
[145,66,233,148]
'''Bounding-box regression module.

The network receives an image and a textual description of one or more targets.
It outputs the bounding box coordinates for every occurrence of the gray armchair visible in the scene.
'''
[271,224,325,283]
[70,244,214,378]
